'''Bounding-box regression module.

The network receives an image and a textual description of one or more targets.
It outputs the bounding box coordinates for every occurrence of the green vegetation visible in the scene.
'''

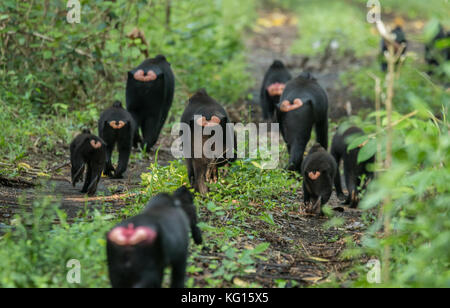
[0,0,255,163]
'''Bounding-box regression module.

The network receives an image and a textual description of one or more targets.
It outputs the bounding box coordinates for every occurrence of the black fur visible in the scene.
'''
[301,144,337,216]
[331,126,375,208]
[69,129,106,196]
[98,101,136,179]
[260,60,292,121]
[106,187,202,288]
[126,55,175,151]
[380,26,408,72]
[180,89,236,195]
[425,24,449,74]
[277,73,329,173]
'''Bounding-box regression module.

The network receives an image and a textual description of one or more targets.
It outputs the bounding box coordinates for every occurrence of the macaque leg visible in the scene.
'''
[87,164,103,196]
[170,258,187,288]
[288,140,307,173]
[206,164,218,184]
[332,152,345,200]
[81,165,93,194]
[315,120,329,150]
[105,143,115,177]
[303,182,311,204]
[193,160,208,195]
[344,163,357,207]
[186,159,195,187]
[142,117,160,152]
[115,145,131,179]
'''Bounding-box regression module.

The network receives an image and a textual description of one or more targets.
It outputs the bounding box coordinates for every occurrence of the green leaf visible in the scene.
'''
[347,135,368,151]
[358,139,377,164]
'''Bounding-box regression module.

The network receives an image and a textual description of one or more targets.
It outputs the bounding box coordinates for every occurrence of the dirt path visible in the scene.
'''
[0,142,176,224]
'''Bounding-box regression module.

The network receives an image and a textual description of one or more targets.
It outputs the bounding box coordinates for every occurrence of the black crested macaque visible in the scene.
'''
[180,89,236,195]
[98,101,136,179]
[276,72,329,173]
[380,26,407,72]
[106,186,202,288]
[425,24,449,74]
[301,144,337,216]
[260,60,292,121]
[331,126,375,208]
[126,55,175,151]
[70,129,106,196]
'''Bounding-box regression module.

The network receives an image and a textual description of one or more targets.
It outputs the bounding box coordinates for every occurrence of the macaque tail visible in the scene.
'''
[173,186,203,245]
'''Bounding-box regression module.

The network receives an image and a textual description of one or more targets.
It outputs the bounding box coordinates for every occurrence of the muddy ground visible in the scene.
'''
[0,10,425,286]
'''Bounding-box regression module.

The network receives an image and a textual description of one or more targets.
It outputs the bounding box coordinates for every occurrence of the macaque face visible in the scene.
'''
[196,116,221,127]
[279,98,303,113]
[133,69,157,82]
[108,224,157,246]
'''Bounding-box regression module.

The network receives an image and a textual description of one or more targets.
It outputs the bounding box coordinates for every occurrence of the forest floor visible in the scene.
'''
[0,8,427,287]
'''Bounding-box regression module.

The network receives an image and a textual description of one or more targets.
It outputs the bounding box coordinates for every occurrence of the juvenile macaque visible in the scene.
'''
[70,129,106,196]
[301,144,337,216]
[98,101,136,179]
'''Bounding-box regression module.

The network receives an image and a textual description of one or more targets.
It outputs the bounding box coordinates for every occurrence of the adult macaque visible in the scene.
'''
[331,126,375,208]
[260,60,292,121]
[277,72,329,173]
[70,129,106,196]
[180,89,236,195]
[106,187,202,288]
[301,144,337,216]
[126,55,175,151]
[98,101,136,179]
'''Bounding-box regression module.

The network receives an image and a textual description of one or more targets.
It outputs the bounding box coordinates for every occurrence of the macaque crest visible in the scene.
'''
[108,224,157,246]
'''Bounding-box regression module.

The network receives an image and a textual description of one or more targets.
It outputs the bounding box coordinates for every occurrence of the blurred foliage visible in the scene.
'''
[0,0,256,162]
[290,0,378,57]
[0,195,113,287]
[337,105,450,288]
